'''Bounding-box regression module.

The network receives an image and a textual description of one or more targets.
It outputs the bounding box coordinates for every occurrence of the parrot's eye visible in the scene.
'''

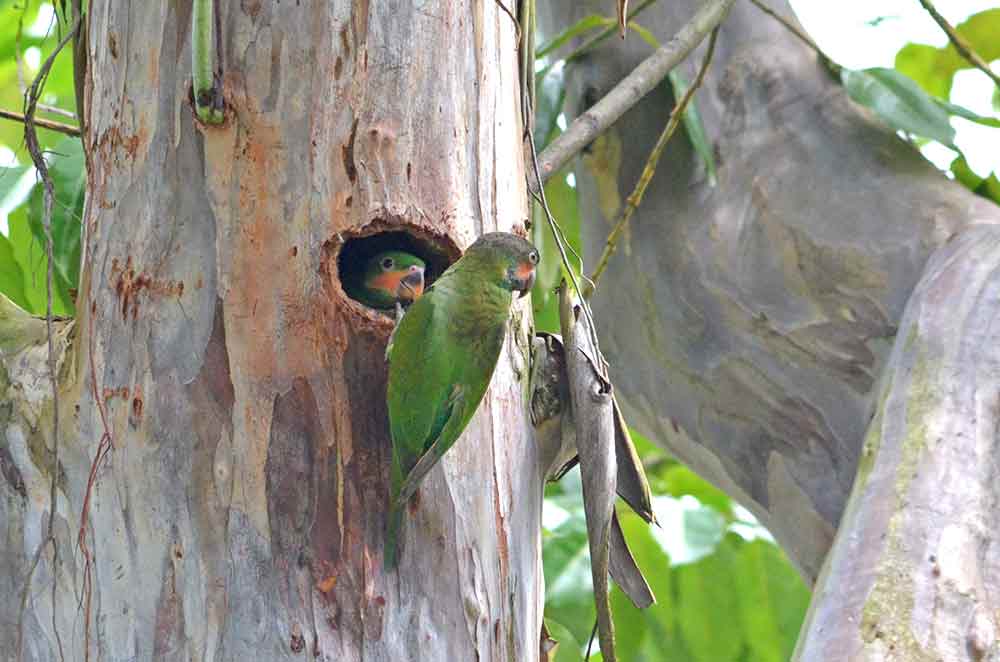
[381,257,395,270]
[528,251,539,265]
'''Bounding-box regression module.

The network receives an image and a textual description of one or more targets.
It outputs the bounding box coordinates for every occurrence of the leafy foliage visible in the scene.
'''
[0,136,82,315]
[0,2,81,315]
[543,463,810,662]
[842,67,1000,150]
[840,8,1000,205]
[894,9,1000,101]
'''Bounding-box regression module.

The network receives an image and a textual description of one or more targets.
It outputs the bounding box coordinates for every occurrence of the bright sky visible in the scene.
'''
[790,0,1000,176]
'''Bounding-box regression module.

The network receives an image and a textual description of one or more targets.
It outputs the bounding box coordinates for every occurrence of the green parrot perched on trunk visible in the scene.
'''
[384,232,539,568]
[344,251,426,310]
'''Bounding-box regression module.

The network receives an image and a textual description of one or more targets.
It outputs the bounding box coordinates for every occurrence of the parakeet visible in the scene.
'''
[384,232,539,568]
[344,250,426,310]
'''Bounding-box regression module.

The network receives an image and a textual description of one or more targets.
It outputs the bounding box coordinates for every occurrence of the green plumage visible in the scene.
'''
[384,232,538,568]
[344,250,426,310]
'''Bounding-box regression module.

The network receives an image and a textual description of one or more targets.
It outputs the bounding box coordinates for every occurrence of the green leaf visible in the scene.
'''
[0,231,28,310]
[0,164,30,204]
[949,156,1000,205]
[537,15,613,58]
[649,495,727,565]
[668,71,717,186]
[938,100,1000,128]
[531,166,581,335]
[542,495,596,645]
[894,9,1000,101]
[675,539,743,662]
[626,21,660,50]
[974,172,1000,205]
[543,619,585,662]
[733,539,811,662]
[894,43,951,100]
[25,136,83,309]
[841,67,956,148]
[533,64,566,151]
[661,464,732,517]
[950,155,982,190]
[6,202,73,316]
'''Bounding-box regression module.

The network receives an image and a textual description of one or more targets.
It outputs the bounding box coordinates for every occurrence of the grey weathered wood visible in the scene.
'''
[795,225,1000,661]
[530,331,654,610]
[2,2,541,660]
[559,284,617,661]
[539,0,1000,583]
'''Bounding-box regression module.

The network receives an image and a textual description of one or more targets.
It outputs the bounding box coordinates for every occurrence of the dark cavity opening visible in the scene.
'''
[337,229,457,313]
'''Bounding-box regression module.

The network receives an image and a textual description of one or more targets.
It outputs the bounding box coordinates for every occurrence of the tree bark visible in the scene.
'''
[795,224,1000,661]
[4,2,542,661]
[540,0,1000,583]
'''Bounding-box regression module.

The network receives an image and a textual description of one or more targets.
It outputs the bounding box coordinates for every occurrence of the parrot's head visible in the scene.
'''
[465,232,539,298]
[361,251,426,307]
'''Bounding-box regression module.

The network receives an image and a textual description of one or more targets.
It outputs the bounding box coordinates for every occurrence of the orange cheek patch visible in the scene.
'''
[367,270,405,294]
[515,262,535,280]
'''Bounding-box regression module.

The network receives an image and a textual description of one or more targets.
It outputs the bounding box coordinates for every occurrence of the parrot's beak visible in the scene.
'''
[398,265,426,302]
[512,262,536,298]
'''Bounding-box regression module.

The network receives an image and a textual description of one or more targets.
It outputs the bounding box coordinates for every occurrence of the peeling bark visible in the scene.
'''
[3,2,542,660]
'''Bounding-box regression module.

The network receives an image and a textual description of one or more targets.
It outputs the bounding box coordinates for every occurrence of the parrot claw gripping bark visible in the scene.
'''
[384,232,539,569]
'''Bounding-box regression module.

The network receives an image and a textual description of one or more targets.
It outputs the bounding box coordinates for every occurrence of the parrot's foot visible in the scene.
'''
[385,302,406,361]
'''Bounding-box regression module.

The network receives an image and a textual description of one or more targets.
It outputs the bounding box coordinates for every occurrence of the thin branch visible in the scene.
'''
[587,28,720,295]
[0,109,81,137]
[747,0,840,76]
[535,0,734,185]
[917,0,1000,91]
[21,14,82,662]
[528,128,607,378]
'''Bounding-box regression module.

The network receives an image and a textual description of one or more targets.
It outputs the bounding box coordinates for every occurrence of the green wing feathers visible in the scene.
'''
[384,275,511,568]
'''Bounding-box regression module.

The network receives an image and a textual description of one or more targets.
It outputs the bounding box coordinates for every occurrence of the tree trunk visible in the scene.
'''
[794,224,1000,660]
[4,2,542,661]
[540,0,1000,584]
[541,1,1000,658]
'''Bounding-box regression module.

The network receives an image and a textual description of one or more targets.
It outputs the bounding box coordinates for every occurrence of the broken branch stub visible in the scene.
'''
[559,281,618,661]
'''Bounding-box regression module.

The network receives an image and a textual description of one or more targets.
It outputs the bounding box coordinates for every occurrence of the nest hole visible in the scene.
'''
[336,228,458,314]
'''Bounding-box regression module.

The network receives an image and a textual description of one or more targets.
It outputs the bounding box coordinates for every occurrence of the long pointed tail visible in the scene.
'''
[383,499,404,570]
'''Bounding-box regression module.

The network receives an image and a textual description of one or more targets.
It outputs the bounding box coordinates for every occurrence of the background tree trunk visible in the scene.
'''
[4,2,542,660]
[540,0,1000,584]
[795,224,1000,661]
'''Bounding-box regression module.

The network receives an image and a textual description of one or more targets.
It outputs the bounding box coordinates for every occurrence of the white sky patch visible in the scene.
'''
[565,172,576,188]
[24,46,41,72]
[26,3,56,39]
[0,147,17,169]
[0,167,38,236]
[790,0,1000,175]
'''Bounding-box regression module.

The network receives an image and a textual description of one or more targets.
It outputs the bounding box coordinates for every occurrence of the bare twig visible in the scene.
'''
[587,28,720,295]
[71,0,88,138]
[21,14,82,662]
[535,0,734,184]
[1,108,81,137]
[521,3,605,374]
[917,0,1000,91]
